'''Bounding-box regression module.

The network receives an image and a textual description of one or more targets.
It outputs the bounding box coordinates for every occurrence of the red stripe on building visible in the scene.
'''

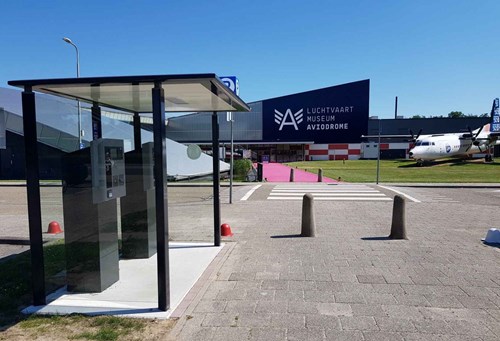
[309,149,328,155]
[328,144,349,149]
[381,143,390,150]
[348,149,361,155]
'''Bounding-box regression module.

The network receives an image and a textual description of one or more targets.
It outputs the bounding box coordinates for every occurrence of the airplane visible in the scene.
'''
[362,98,500,166]
[409,98,500,165]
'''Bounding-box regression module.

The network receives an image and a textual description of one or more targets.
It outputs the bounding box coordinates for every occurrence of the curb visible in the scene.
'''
[167,242,236,340]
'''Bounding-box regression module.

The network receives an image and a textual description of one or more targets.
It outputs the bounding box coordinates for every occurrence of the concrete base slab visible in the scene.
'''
[23,242,223,318]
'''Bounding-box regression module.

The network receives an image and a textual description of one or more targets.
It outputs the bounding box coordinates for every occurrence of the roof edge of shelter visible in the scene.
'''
[8,73,219,87]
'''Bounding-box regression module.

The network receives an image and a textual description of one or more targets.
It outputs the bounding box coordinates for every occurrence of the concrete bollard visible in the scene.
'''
[290,168,294,182]
[301,193,316,237]
[318,168,323,182]
[389,195,407,239]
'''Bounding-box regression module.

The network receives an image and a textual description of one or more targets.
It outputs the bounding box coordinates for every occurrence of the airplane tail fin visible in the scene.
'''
[491,98,500,133]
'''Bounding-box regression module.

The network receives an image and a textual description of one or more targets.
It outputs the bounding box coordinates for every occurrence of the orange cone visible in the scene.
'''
[47,221,63,234]
[221,223,233,237]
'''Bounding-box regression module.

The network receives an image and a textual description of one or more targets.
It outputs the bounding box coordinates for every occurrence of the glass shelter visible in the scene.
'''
[8,74,250,312]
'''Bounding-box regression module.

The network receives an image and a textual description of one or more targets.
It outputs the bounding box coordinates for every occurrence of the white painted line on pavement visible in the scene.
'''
[272,189,380,193]
[241,184,262,201]
[276,185,371,189]
[377,185,421,203]
[269,192,386,196]
[268,197,392,201]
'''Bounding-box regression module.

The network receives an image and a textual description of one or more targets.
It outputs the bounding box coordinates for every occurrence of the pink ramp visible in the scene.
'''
[262,163,337,183]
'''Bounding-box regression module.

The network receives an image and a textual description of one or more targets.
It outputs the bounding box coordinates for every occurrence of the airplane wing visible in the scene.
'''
[361,129,422,142]
[361,134,412,139]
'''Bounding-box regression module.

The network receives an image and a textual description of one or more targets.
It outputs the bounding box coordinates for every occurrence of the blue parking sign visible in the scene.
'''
[220,76,239,96]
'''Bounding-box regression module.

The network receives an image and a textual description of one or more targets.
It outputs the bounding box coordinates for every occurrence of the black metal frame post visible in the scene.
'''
[132,81,141,151]
[22,87,46,305]
[133,112,141,151]
[152,82,169,311]
[212,111,221,246]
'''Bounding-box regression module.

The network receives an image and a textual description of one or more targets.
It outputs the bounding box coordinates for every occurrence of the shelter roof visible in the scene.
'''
[8,73,250,114]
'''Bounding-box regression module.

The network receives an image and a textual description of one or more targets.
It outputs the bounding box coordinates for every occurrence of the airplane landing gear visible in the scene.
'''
[416,159,428,167]
[485,146,494,163]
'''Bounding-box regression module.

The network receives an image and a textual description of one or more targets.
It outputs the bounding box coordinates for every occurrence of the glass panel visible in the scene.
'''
[32,92,160,311]
[120,141,156,259]
[40,183,65,296]
[5,110,23,135]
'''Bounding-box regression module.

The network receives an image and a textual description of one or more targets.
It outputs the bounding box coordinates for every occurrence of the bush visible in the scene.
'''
[233,159,252,177]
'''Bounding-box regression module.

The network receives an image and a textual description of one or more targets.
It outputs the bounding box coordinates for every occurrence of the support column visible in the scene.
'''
[22,87,46,305]
[133,112,141,151]
[212,111,221,246]
[152,82,169,311]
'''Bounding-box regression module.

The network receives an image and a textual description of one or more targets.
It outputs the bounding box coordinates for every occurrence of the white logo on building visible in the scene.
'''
[274,108,303,131]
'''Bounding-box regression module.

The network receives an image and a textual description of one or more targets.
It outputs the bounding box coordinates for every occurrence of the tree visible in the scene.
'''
[407,112,488,119]
[448,111,465,118]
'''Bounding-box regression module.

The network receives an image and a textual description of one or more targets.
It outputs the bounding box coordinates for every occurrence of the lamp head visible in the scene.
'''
[62,37,73,44]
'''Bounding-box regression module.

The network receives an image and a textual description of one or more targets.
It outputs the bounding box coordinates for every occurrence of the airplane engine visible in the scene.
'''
[473,140,489,152]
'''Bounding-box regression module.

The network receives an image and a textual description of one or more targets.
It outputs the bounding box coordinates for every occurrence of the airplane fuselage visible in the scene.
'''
[381,99,500,164]
[409,132,499,162]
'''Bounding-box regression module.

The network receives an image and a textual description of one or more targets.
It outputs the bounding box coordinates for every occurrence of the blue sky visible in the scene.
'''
[1,0,499,118]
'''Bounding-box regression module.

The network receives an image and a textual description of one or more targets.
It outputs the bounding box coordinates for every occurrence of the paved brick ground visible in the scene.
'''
[2,183,499,340]
[169,184,500,340]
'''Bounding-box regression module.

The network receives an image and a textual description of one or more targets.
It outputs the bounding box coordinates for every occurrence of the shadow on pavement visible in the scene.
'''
[271,234,302,239]
[361,236,391,241]
[0,238,31,245]
[482,241,500,248]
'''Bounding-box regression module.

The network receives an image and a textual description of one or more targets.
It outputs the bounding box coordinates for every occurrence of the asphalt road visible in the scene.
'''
[1,182,499,260]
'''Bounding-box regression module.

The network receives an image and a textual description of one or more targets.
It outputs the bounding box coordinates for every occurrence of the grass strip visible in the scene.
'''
[18,314,145,341]
[287,159,500,183]
[0,239,66,326]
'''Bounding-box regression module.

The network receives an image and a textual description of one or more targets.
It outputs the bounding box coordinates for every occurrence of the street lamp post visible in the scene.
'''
[62,37,83,148]
[376,119,381,184]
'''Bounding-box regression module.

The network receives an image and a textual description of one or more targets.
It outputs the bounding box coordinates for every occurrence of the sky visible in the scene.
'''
[1,0,499,119]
